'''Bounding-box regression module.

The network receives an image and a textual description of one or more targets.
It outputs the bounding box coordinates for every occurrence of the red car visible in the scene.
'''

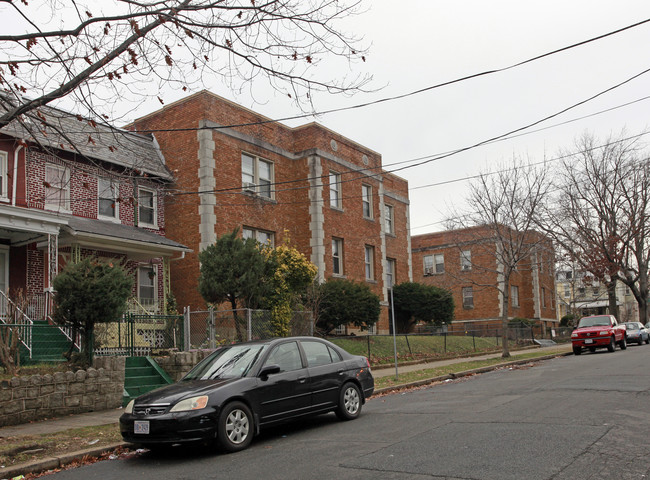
[571,314,627,355]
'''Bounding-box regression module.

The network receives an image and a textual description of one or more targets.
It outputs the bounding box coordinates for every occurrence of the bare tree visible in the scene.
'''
[0,0,370,133]
[447,158,551,357]
[543,132,650,324]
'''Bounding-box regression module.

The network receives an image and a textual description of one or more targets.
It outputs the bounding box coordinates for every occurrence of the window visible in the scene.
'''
[434,254,444,273]
[460,250,471,270]
[334,324,346,335]
[243,227,274,246]
[242,153,273,199]
[564,285,570,297]
[138,188,157,227]
[592,286,599,297]
[362,184,372,218]
[542,287,546,308]
[462,287,474,308]
[329,171,341,208]
[424,255,433,276]
[365,323,377,335]
[302,341,335,367]
[44,164,70,211]
[138,266,157,308]
[332,237,343,275]
[386,258,396,289]
[365,245,374,280]
[0,151,7,200]
[578,287,585,297]
[385,204,394,234]
[511,285,519,307]
[264,341,303,372]
[98,178,119,220]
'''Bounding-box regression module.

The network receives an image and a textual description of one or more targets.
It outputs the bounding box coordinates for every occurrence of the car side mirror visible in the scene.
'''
[259,364,281,379]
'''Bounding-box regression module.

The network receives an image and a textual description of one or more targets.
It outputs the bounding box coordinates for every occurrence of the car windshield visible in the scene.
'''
[183,344,267,380]
[624,323,638,330]
[577,316,611,328]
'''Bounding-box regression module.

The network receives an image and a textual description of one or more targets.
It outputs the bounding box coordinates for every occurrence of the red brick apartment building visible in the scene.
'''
[130,91,412,333]
[411,225,557,332]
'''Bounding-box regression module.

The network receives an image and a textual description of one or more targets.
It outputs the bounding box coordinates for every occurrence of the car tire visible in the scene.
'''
[573,346,582,355]
[217,401,253,453]
[638,338,643,345]
[646,337,649,344]
[607,336,616,352]
[619,336,626,350]
[336,382,362,421]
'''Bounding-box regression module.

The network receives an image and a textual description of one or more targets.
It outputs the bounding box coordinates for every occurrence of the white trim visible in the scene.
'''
[0,151,8,201]
[0,246,9,295]
[137,186,158,228]
[97,177,121,222]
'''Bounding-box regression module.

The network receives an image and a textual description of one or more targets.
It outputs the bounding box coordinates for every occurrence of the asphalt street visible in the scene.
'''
[45,344,650,480]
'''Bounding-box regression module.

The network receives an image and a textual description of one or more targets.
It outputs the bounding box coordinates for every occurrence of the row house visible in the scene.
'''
[129,91,412,333]
[0,103,189,327]
[555,269,638,323]
[412,225,557,332]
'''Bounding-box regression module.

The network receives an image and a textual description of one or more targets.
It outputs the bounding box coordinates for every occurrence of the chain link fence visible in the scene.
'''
[184,308,314,349]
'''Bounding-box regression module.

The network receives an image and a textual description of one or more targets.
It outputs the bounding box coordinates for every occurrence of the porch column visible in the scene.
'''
[163,257,171,314]
[47,233,58,289]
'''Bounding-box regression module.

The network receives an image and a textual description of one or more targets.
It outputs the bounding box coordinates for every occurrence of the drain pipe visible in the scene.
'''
[12,143,23,206]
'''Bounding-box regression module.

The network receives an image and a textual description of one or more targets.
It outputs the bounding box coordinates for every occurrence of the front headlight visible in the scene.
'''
[170,395,209,412]
[124,399,135,414]
[571,333,577,338]
[599,330,609,336]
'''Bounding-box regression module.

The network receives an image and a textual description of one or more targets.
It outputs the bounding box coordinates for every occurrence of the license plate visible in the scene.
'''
[584,339,594,344]
[134,420,150,434]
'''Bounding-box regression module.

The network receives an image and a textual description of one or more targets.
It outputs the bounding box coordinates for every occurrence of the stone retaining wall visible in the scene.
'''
[155,350,213,382]
[0,357,125,427]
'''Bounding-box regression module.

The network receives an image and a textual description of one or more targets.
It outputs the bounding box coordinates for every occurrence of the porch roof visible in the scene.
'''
[61,216,191,260]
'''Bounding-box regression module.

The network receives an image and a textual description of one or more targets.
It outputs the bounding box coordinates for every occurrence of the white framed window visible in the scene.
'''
[434,254,444,274]
[329,171,341,208]
[334,324,346,335]
[385,204,394,234]
[364,245,375,281]
[44,164,70,212]
[242,153,273,199]
[138,266,157,309]
[332,237,343,275]
[365,323,377,335]
[461,250,472,270]
[138,187,157,227]
[362,184,372,218]
[243,227,274,246]
[423,255,433,276]
[0,151,8,200]
[564,285,570,297]
[462,287,474,308]
[511,285,520,307]
[386,258,396,289]
[98,178,119,220]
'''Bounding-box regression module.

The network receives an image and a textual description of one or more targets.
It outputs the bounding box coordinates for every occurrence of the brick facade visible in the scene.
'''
[412,225,557,330]
[131,91,412,333]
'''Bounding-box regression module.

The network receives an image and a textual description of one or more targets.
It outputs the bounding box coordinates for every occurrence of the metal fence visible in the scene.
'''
[185,308,314,349]
[94,313,184,357]
[328,326,574,362]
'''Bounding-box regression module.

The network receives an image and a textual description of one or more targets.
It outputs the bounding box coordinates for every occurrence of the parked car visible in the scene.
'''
[622,322,649,345]
[120,337,374,452]
[571,314,627,355]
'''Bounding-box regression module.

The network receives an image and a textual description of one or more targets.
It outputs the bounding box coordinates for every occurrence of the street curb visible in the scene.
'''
[0,442,132,479]
[372,351,572,395]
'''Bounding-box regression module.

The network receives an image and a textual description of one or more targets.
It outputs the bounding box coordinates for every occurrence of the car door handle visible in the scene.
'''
[337,369,344,375]
[298,376,307,384]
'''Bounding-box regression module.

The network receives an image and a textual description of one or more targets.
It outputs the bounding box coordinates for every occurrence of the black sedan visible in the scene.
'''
[120,337,374,452]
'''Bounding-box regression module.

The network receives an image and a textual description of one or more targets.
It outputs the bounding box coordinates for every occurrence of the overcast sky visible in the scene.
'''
[161,0,650,235]
[8,1,650,236]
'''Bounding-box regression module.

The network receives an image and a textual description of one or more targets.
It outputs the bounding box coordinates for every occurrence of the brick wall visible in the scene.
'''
[131,91,412,334]
[0,357,125,427]
[412,226,557,328]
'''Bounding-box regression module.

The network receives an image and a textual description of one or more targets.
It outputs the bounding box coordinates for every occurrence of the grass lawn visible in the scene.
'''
[372,350,559,390]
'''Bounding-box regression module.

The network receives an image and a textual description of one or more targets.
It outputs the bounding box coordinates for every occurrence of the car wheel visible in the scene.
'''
[646,337,649,344]
[619,336,627,350]
[638,338,643,345]
[607,336,616,352]
[217,401,253,453]
[336,382,362,420]
[573,346,582,355]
